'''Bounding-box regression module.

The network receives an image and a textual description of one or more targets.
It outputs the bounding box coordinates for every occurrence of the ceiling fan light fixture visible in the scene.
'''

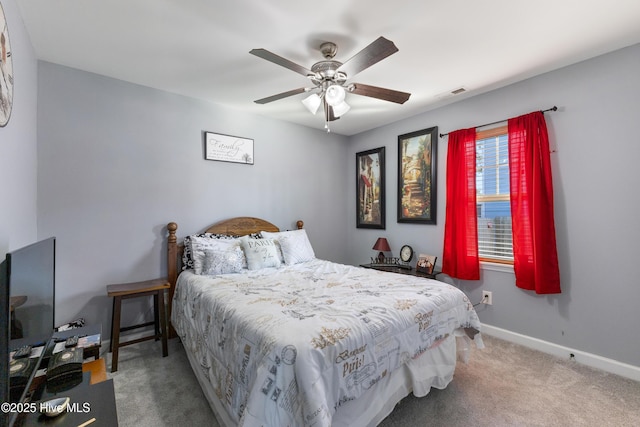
[332,100,351,117]
[250,37,411,129]
[325,84,346,106]
[302,93,322,114]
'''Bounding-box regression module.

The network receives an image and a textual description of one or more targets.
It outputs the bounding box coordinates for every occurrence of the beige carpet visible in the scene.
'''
[108,334,640,426]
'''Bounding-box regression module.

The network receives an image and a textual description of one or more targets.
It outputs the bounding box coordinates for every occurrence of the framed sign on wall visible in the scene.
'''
[204,131,254,164]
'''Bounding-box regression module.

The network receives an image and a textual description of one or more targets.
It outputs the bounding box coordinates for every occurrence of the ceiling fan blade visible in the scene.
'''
[337,37,398,77]
[250,48,313,77]
[254,88,307,104]
[350,83,411,104]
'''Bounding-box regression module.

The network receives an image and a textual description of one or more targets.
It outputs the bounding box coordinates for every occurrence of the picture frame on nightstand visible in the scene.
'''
[416,254,437,275]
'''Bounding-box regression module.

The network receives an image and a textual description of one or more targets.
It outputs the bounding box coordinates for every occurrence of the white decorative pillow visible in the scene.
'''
[261,229,315,265]
[239,236,281,270]
[190,236,245,275]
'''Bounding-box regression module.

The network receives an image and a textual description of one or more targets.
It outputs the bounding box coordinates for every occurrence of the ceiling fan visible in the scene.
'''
[250,37,411,132]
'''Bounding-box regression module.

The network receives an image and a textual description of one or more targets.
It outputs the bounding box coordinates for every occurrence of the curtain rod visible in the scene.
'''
[439,106,557,138]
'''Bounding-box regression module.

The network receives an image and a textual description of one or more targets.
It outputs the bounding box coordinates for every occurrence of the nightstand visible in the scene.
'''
[360,263,443,280]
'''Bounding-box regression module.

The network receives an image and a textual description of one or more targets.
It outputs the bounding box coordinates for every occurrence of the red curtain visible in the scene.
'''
[508,112,561,294]
[442,128,480,280]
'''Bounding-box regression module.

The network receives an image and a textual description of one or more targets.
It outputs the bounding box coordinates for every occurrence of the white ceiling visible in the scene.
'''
[15,0,640,136]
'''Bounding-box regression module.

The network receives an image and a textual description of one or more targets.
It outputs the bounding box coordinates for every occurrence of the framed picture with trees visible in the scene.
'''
[398,126,438,224]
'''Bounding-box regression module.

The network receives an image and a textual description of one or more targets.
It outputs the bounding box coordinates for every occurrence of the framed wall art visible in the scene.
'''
[397,126,438,224]
[356,147,385,229]
[1,0,14,127]
[204,131,254,164]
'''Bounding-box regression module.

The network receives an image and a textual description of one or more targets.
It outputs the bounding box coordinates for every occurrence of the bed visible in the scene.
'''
[166,217,483,427]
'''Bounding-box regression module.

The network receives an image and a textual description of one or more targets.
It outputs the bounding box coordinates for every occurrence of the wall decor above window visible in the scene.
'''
[204,131,254,164]
[398,126,437,224]
[356,147,385,229]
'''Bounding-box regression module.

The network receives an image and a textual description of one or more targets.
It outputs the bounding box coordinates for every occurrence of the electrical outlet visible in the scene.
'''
[482,290,493,305]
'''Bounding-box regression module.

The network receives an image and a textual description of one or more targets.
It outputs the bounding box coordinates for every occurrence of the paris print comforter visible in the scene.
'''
[171,259,482,427]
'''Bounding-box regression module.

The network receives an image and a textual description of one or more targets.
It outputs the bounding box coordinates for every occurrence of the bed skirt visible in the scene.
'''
[180,333,468,427]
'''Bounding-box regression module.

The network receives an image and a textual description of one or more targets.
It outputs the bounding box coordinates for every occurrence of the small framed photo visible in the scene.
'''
[416,253,437,274]
[204,131,254,164]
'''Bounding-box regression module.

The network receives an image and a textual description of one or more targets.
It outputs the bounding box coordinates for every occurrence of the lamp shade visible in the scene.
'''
[302,93,321,114]
[372,237,391,252]
[325,84,346,106]
[332,100,351,117]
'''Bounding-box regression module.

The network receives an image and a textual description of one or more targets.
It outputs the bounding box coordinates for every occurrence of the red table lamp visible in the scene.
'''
[372,238,391,263]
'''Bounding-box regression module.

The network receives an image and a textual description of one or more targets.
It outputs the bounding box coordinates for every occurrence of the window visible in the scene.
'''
[475,126,513,263]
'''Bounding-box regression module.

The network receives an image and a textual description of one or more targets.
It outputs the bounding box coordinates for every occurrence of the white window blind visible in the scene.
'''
[476,127,513,262]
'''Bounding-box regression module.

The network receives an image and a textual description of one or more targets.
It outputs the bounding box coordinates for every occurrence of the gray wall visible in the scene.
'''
[30,35,640,369]
[36,62,349,331]
[347,43,640,367]
[0,0,38,255]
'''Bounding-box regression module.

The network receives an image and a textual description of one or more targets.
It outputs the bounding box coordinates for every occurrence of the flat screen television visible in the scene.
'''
[1,258,9,417]
[1,237,56,425]
[7,237,56,341]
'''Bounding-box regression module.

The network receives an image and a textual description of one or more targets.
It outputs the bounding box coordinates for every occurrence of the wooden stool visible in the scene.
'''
[107,278,170,372]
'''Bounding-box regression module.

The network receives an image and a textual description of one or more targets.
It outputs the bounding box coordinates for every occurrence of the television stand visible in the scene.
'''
[17,378,118,426]
[16,324,116,426]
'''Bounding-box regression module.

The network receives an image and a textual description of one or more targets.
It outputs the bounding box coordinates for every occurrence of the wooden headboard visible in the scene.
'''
[165,217,303,337]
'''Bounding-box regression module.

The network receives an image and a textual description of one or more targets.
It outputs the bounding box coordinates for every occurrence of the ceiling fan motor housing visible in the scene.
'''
[310,60,345,83]
[320,41,338,59]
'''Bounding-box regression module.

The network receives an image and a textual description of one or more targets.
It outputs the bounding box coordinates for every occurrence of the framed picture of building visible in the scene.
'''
[356,147,385,229]
[398,126,438,224]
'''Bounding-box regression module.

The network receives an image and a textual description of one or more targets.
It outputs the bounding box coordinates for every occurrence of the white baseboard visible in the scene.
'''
[103,323,640,381]
[481,323,640,382]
